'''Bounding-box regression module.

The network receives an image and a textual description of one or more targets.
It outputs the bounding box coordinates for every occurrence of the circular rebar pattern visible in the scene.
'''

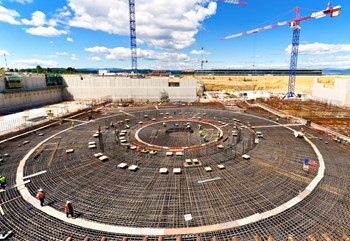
[0,106,349,240]
[134,119,223,149]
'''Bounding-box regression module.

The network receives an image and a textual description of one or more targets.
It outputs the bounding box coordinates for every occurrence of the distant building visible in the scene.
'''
[98,70,116,76]
[148,70,169,76]
[194,69,322,76]
[312,78,350,106]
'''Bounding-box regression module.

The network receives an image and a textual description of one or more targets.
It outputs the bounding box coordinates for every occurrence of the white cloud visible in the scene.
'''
[85,46,110,54]
[299,55,350,69]
[21,11,46,26]
[67,0,217,50]
[56,52,69,56]
[71,53,79,60]
[0,5,21,25]
[25,26,68,37]
[285,43,350,55]
[9,0,32,3]
[66,37,74,42]
[0,50,10,56]
[88,56,101,61]
[49,41,54,44]
[191,49,210,55]
[85,45,196,65]
[56,6,71,18]
[12,59,59,68]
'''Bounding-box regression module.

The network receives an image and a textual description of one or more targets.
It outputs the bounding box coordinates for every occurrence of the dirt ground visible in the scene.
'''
[195,75,350,94]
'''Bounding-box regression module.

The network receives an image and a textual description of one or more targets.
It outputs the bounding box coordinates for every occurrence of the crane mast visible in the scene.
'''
[287,7,301,98]
[129,0,137,73]
[3,53,8,70]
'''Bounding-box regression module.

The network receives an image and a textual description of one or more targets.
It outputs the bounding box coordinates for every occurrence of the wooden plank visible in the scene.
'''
[48,140,60,168]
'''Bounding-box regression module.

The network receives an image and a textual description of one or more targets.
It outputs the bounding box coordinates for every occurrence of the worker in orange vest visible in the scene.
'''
[65,201,74,218]
[36,188,45,206]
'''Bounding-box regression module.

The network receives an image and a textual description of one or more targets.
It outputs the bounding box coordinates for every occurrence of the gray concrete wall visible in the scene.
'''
[0,75,63,114]
[0,89,63,114]
[0,74,47,91]
[0,74,198,114]
[62,75,198,102]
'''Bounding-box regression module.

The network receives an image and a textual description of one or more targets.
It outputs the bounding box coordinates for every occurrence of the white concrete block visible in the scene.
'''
[66,149,74,154]
[128,165,138,171]
[218,164,225,169]
[117,163,128,169]
[242,154,250,160]
[88,144,96,149]
[94,153,103,158]
[99,155,108,161]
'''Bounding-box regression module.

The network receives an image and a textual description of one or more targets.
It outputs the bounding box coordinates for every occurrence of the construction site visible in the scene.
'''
[0,1,349,241]
[0,100,349,240]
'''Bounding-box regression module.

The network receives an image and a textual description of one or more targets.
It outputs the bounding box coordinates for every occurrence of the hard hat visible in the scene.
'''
[38,188,43,192]
[66,201,71,204]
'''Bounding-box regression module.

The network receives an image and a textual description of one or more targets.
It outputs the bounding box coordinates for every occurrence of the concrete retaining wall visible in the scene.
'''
[62,75,198,102]
[0,74,198,114]
[0,88,63,115]
[312,79,350,106]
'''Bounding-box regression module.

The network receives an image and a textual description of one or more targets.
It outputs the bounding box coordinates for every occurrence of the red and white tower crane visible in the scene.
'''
[222,3,341,98]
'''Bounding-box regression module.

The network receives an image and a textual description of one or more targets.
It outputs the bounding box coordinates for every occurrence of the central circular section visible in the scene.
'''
[136,120,221,148]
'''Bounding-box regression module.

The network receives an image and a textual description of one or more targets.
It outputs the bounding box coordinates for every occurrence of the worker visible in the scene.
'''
[197,124,202,130]
[217,130,221,137]
[136,146,141,153]
[0,175,7,189]
[162,122,166,127]
[36,188,45,206]
[65,201,74,218]
[199,130,203,136]
[125,124,130,129]
[276,117,279,123]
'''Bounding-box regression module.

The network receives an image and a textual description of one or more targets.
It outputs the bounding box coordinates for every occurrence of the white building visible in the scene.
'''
[311,78,350,106]
[98,70,116,76]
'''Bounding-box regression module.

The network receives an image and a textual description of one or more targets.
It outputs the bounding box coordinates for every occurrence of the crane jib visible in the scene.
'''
[222,5,341,40]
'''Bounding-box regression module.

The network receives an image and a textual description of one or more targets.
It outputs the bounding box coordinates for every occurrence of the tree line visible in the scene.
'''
[2,66,79,74]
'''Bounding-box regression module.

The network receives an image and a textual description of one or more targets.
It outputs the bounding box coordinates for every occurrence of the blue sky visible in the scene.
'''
[0,0,349,70]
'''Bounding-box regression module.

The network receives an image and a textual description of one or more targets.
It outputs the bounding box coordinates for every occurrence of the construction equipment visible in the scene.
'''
[3,53,8,70]
[128,0,137,73]
[222,3,341,98]
[200,47,208,70]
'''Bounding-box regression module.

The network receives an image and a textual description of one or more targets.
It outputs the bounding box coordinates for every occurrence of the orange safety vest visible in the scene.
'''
[37,191,44,199]
[65,203,72,213]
